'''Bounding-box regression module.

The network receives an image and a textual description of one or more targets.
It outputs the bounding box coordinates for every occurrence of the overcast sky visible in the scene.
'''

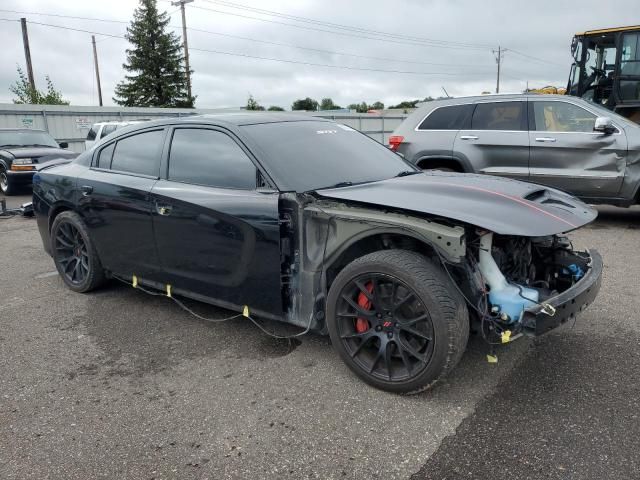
[0,0,637,109]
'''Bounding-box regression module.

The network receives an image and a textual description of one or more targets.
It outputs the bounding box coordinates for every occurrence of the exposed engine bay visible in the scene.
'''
[463,231,593,342]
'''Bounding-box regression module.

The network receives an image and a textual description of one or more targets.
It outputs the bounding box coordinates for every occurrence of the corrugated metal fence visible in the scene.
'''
[0,104,408,153]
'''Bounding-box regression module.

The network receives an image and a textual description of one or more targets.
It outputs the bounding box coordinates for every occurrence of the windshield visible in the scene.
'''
[242,121,416,192]
[0,130,59,148]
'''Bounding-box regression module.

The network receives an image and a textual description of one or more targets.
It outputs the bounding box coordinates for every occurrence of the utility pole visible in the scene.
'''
[493,46,506,94]
[20,18,36,91]
[171,0,194,101]
[91,36,104,106]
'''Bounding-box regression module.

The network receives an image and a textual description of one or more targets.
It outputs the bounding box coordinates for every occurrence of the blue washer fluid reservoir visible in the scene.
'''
[488,284,539,323]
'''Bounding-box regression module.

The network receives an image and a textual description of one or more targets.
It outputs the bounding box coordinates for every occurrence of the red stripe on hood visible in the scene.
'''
[434,182,578,230]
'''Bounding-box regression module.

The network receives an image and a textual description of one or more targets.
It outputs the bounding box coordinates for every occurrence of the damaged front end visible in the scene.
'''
[463,231,602,341]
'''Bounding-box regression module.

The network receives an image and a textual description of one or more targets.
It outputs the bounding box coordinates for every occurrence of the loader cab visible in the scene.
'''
[567,26,640,123]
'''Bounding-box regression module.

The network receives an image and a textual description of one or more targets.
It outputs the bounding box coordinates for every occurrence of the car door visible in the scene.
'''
[454,100,529,180]
[150,126,283,317]
[76,128,165,279]
[528,100,626,197]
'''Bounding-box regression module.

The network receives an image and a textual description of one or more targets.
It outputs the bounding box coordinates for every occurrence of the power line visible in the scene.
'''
[508,49,565,67]
[186,27,494,69]
[200,0,493,49]
[0,9,494,70]
[25,20,125,38]
[0,9,129,24]
[13,19,490,77]
[189,47,489,76]
[189,4,490,51]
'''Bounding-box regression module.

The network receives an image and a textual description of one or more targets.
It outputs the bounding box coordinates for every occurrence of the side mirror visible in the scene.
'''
[58,142,69,149]
[593,117,616,134]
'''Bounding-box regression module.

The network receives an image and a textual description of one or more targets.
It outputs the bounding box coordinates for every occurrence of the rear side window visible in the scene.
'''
[168,128,257,189]
[86,125,98,141]
[101,125,117,138]
[96,143,115,169]
[417,104,473,130]
[110,130,163,177]
[471,102,526,131]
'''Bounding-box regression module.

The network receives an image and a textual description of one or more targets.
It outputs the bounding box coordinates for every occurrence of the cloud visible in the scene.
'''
[0,0,636,108]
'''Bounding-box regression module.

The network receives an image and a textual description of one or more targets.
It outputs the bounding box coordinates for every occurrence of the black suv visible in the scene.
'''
[0,128,76,195]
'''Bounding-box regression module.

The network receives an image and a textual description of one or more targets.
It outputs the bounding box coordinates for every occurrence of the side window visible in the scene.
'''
[110,130,163,176]
[96,143,115,169]
[100,125,117,138]
[168,128,257,189]
[417,104,473,130]
[471,102,526,131]
[86,125,98,141]
[533,102,596,133]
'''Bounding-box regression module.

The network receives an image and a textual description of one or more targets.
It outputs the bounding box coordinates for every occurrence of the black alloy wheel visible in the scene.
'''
[335,273,435,383]
[54,222,90,285]
[51,211,106,292]
[326,250,469,394]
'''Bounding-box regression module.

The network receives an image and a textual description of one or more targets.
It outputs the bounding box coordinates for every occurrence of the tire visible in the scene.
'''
[326,249,469,394]
[0,166,16,196]
[51,211,106,293]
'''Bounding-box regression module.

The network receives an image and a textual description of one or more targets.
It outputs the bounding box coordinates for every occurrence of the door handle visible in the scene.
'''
[156,204,172,216]
[535,137,557,142]
[80,185,93,196]
[460,135,479,140]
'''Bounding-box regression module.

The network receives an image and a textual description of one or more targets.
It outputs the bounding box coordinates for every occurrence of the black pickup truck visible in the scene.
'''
[0,128,77,195]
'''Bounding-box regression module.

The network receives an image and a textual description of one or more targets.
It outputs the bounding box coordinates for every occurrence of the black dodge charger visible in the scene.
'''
[33,114,602,393]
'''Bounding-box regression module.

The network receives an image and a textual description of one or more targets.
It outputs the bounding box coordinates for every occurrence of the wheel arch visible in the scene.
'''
[415,155,469,172]
[48,202,76,232]
[324,230,439,291]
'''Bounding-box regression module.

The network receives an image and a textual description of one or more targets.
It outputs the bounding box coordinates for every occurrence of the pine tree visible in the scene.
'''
[114,0,195,107]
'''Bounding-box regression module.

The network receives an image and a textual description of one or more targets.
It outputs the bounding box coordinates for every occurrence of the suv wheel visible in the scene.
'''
[51,211,106,292]
[326,249,469,394]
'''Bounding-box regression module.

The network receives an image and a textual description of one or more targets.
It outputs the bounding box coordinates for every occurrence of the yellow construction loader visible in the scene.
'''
[566,25,640,123]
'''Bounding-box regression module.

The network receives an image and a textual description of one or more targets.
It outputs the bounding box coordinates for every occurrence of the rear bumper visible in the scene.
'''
[521,250,602,336]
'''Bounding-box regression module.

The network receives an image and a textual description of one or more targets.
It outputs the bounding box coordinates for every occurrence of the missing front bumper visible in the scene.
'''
[520,250,602,336]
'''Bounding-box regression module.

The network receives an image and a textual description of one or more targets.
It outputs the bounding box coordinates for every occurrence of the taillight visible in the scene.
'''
[388,135,404,152]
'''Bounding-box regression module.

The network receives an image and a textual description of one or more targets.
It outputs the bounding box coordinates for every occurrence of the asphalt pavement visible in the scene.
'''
[1,192,639,479]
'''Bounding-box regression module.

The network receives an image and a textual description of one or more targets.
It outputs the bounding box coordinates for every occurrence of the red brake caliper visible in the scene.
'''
[355,282,374,333]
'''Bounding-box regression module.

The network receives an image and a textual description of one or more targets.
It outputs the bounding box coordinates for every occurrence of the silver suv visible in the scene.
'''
[390,94,640,207]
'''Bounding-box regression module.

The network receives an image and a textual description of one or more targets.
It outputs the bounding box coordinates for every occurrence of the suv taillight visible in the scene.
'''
[388,135,404,152]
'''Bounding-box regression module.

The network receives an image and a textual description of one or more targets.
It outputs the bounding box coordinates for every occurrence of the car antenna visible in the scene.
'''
[442,86,451,98]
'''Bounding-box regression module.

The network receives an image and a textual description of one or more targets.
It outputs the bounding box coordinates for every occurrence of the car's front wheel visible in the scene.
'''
[326,249,469,394]
[51,211,106,292]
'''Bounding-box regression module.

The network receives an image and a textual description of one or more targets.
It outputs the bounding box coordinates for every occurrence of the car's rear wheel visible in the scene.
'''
[51,211,106,292]
[326,249,469,394]
[0,167,16,195]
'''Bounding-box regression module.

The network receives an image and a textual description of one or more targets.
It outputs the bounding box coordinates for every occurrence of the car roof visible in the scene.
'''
[416,93,571,107]
[109,113,329,134]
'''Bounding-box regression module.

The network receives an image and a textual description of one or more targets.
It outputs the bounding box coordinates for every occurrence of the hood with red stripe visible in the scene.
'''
[315,171,597,236]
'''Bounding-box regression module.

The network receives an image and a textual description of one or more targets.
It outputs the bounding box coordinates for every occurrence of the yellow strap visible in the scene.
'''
[132,275,138,288]
[486,354,498,364]
[166,284,172,297]
[242,305,250,318]
[501,330,512,344]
